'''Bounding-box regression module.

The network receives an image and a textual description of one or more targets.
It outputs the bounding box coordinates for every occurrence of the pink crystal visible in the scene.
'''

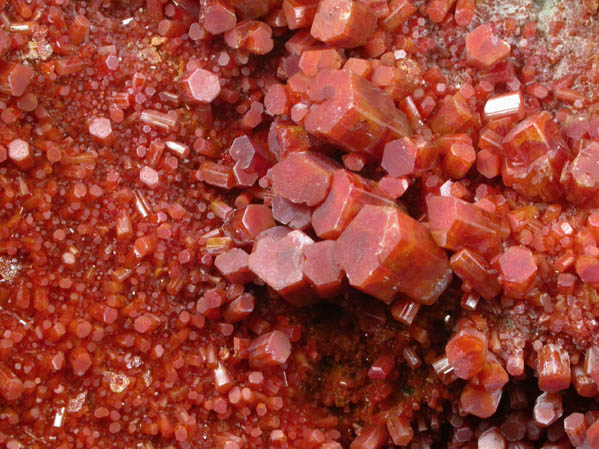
[248,229,318,306]
[270,151,339,206]
[312,169,393,239]
[179,68,221,104]
[304,69,411,156]
[248,330,292,368]
[271,196,311,230]
[302,240,344,298]
[445,326,487,380]
[335,204,452,304]
[310,0,376,48]
[214,248,254,284]
[537,343,571,393]
[465,24,511,71]
[0,61,34,97]
[427,195,509,257]
[533,392,563,428]
[497,246,537,298]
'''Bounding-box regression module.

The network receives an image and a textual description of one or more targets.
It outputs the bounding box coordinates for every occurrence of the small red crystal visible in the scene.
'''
[497,246,537,298]
[248,229,317,306]
[0,61,34,97]
[537,343,571,393]
[179,68,221,104]
[465,24,511,70]
[427,195,508,256]
[533,392,563,428]
[282,0,318,30]
[349,423,389,449]
[449,249,501,300]
[310,0,376,48]
[477,427,506,449]
[214,248,254,284]
[460,381,502,419]
[271,151,339,206]
[224,205,276,246]
[248,330,292,368]
[271,196,311,230]
[445,326,487,380]
[386,415,413,446]
[7,138,34,170]
[564,413,588,447]
[302,240,344,298]
[203,0,237,34]
[0,363,23,401]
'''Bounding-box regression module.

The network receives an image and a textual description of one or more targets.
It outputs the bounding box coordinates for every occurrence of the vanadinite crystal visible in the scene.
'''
[335,204,452,304]
[2,0,599,448]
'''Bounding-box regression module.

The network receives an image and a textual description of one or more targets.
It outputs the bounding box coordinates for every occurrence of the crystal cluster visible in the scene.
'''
[0,0,598,448]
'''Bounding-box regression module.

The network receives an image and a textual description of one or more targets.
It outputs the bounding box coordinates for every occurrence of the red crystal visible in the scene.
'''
[460,381,502,419]
[427,195,509,257]
[3,1,599,446]
[223,205,276,246]
[382,137,438,178]
[88,117,113,145]
[248,229,318,306]
[367,354,395,383]
[299,48,343,77]
[282,0,318,30]
[382,0,417,31]
[335,204,452,304]
[561,141,599,205]
[477,427,506,449]
[0,363,23,401]
[442,142,476,179]
[223,293,255,323]
[312,169,393,239]
[271,151,339,206]
[533,392,563,428]
[501,111,571,201]
[589,421,599,449]
[429,93,479,136]
[349,423,389,449]
[477,353,508,392]
[0,61,34,97]
[179,68,221,104]
[203,0,237,35]
[426,0,456,23]
[224,20,274,55]
[310,0,376,48]
[483,91,525,122]
[304,69,411,156]
[465,24,511,71]
[214,248,254,284]
[248,330,292,368]
[497,246,538,299]
[449,249,501,300]
[302,240,344,298]
[445,326,487,380]
[564,413,587,447]
[537,343,571,393]
[386,415,413,446]
[7,138,34,170]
